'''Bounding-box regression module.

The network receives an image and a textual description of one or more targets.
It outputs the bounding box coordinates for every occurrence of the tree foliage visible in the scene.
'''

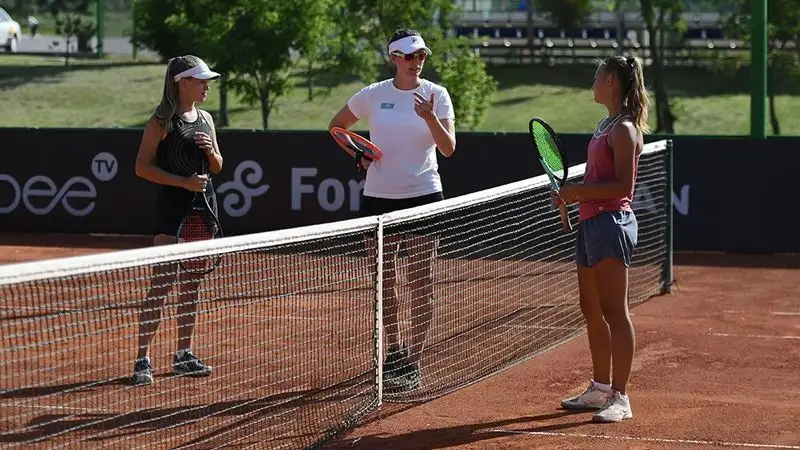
[133,0,497,130]
[219,0,334,129]
[133,0,231,125]
[638,0,682,133]
[331,0,497,130]
[132,0,193,60]
[430,37,497,131]
[721,0,800,135]
[46,0,96,63]
[134,0,335,129]
[532,0,593,31]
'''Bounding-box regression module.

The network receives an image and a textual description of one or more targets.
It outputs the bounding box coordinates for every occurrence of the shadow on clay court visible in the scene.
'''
[0,378,128,399]
[328,410,588,449]
[675,252,800,269]
[1,385,353,445]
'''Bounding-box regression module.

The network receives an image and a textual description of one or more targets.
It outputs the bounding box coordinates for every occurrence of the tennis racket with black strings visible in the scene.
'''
[329,126,383,171]
[528,117,573,232]
[176,154,224,275]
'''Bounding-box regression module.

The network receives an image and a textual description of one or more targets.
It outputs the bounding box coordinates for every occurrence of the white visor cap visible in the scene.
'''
[388,35,432,55]
[173,61,221,83]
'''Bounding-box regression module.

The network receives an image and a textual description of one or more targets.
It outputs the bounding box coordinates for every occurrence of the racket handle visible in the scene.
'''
[558,204,573,232]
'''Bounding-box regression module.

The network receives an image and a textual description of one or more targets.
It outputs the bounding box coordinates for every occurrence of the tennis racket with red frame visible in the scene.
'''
[528,117,573,233]
[329,127,383,170]
[176,161,224,275]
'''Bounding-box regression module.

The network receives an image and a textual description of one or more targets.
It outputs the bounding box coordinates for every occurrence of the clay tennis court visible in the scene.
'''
[1,233,798,449]
[331,252,800,449]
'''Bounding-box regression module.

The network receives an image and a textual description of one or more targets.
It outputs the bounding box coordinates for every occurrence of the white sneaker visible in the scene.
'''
[592,390,633,423]
[560,381,610,410]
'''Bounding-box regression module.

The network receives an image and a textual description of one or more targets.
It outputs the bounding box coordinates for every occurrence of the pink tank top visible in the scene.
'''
[579,114,640,222]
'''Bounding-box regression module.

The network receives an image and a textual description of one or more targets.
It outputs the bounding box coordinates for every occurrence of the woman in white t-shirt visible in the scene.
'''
[329,28,456,393]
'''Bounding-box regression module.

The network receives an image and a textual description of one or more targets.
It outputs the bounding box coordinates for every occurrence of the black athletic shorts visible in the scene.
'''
[152,185,218,237]
[361,192,444,238]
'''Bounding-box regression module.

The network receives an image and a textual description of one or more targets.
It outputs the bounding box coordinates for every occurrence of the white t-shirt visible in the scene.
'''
[347,79,455,199]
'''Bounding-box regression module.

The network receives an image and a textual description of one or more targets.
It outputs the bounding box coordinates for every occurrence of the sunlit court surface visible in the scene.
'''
[0,234,800,449]
[1,236,798,449]
[328,252,800,449]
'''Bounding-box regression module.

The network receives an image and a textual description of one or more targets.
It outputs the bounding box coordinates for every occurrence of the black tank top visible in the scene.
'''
[155,112,217,218]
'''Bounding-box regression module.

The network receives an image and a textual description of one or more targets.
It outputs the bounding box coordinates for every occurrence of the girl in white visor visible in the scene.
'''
[329,28,456,393]
[132,55,223,386]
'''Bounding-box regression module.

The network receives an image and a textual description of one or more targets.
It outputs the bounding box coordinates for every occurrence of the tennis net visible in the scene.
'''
[0,139,672,448]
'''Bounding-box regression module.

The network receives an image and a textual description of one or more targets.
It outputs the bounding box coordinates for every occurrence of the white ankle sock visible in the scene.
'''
[176,349,190,359]
[593,380,612,392]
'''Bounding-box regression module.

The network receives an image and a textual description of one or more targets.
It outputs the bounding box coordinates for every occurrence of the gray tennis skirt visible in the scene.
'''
[575,210,638,268]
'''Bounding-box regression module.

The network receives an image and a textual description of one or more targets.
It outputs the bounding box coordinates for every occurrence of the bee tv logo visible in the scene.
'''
[0,152,118,217]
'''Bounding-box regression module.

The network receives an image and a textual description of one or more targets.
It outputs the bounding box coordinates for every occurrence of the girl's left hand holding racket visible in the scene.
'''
[554,183,580,205]
[176,155,223,275]
[183,173,210,192]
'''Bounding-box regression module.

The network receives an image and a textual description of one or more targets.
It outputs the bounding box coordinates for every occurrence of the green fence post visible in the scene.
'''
[132,0,137,60]
[750,0,767,139]
[96,0,105,59]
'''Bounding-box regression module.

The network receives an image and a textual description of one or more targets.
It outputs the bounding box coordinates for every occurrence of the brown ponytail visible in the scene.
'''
[601,56,650,134]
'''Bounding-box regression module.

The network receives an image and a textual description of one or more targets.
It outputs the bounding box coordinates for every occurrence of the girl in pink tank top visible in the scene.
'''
[553,56,650,423]
[579,113,640,221]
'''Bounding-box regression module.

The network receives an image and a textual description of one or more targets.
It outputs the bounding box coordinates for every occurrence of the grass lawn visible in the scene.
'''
[1,54,798,136]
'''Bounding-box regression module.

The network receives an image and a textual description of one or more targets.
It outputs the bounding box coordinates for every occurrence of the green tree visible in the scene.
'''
[430,37,497,131]
[133,0,231,125]
[159,0,240,127]
[46,0,96,64]
[136,0,336,129]
[132,0,189,60]
[332,0,497,130]
[532,0,593,31]
[721,0,800,135]
[639,0,682,133]
[218,0,334,129]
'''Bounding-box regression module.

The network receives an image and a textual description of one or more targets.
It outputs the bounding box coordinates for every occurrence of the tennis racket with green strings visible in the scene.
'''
[528,117,572,232]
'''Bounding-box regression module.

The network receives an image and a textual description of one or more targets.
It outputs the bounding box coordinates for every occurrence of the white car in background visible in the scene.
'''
[0,7,21,53]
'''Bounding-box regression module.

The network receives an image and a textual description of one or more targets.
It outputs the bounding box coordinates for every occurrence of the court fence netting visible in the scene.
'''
[0,140,673,449]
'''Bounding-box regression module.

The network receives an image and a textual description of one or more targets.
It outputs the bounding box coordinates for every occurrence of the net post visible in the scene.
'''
[662,139,674,294]
[374,217,384,406]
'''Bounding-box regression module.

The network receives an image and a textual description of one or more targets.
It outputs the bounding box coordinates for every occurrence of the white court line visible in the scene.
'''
[0,305,84,312]
[488,429,800,449]
[724,310,800,317]
[499,325,579,331]
[0,402,112,414]
[707,333,800,340]
[261,315,326,321]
